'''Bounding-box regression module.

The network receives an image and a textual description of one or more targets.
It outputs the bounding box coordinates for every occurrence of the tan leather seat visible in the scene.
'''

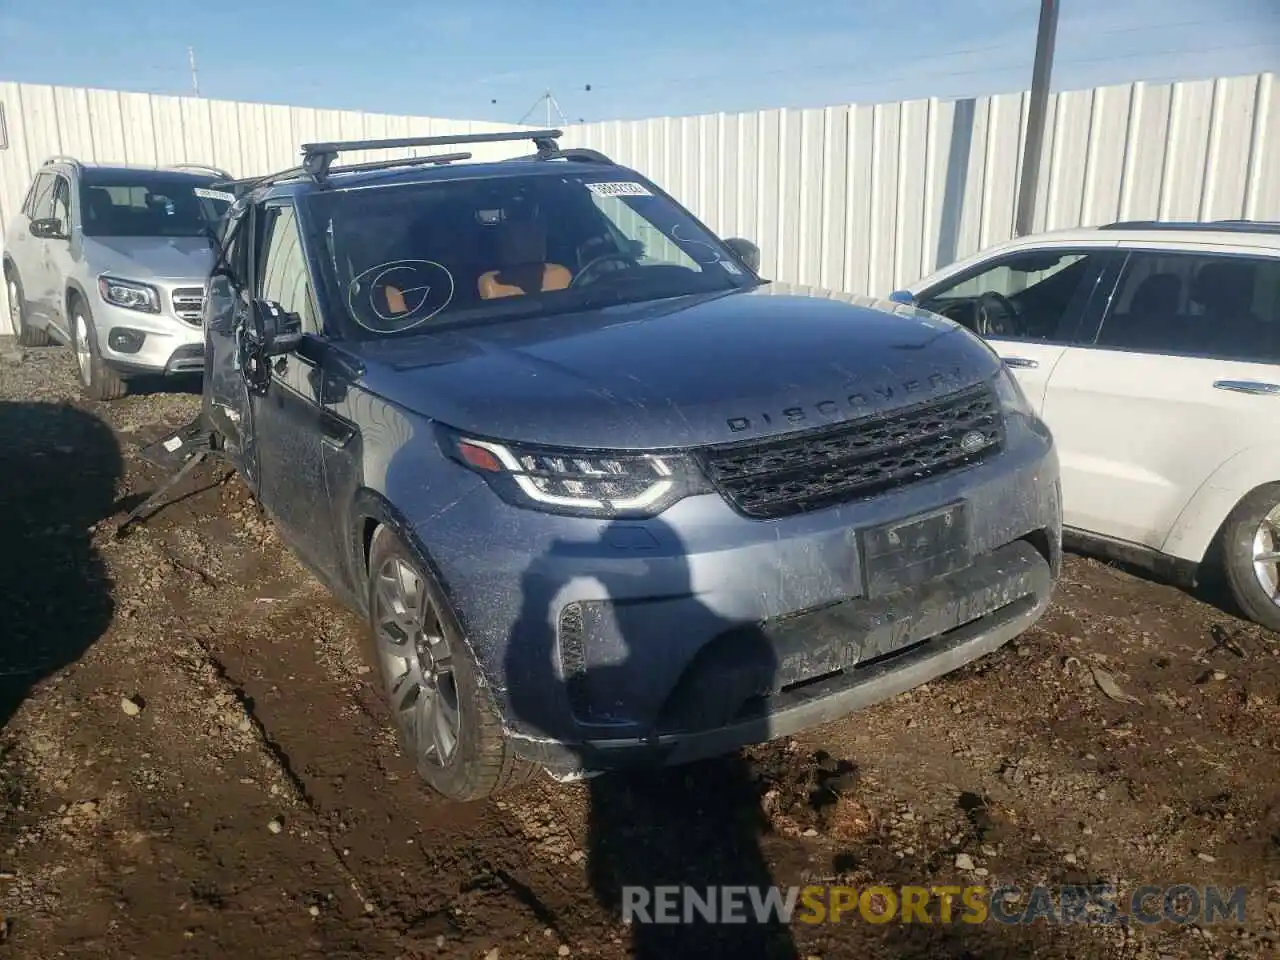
[478,220,570,299]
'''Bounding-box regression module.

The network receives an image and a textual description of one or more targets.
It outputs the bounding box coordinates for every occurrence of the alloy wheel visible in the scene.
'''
[372,555,461,767]
[1252,504,1280,607]
[73,313,93,386]
[7,280,19,332]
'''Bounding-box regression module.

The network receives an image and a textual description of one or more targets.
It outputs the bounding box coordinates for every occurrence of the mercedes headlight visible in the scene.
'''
[992,364,1032,416]
[98,275,160,313]
[441,428,711,518]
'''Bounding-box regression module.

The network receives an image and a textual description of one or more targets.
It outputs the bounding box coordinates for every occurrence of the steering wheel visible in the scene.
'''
[975,291,1021,337]
[571,252,636,288]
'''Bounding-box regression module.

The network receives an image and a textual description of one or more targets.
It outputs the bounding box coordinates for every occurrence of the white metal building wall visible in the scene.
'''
[0,81,528,333]
[2,72,1278,335]
[561,72,1280,295]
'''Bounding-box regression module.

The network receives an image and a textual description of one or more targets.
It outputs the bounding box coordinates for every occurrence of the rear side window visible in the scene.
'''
[1096,252,1280,363]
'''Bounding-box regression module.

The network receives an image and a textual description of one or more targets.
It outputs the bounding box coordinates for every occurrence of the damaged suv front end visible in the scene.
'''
[200,130,1060,801]
[371,292,1061,780]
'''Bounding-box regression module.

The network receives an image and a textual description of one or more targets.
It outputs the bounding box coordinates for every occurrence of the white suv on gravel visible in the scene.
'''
[894,220,1280,632]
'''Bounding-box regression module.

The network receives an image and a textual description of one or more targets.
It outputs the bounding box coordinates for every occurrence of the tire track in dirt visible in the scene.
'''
[202,580,612,957]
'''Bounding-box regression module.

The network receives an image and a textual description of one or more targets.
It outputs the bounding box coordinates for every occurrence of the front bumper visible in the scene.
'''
[417,412,1061,774]
[95,297,205,376]
[517,539,1051,774]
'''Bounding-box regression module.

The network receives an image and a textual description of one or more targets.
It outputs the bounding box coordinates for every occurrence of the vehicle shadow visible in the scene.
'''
[0,402,120,728]
[506,520,799,960]
[124,372,203,397]
[1063,536,1253,628]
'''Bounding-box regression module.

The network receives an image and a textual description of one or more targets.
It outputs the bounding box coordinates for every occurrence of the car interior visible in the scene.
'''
[1097,255,1280,361]
[80,181,216,237]
[919,252,1092,339]
[330,176,730,335]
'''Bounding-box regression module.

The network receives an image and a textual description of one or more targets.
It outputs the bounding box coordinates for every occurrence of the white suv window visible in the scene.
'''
[50,176,71,228]
[26,173,55,220]
[918,250,1101,341]
[1096,252,1280,363]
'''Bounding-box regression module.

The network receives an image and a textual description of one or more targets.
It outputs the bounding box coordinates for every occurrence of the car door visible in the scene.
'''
[914,247,1115,413]
[204,200,257,484]
[43,173,75,337]
[247,199,348,589]
[15,172,56,325]
[1039,248,1280,549]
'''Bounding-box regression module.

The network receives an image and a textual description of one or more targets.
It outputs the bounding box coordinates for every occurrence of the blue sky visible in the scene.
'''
[1,0,1277,121]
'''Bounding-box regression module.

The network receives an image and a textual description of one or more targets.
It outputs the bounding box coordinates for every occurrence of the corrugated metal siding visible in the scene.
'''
[561,72,1278,296]
[2,73,1278,335]
[0,82,530,332]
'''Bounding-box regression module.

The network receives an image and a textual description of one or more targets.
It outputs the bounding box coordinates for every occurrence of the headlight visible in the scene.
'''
[440,428,711,518]
[98,275,160,313]
[992,364,1032,416]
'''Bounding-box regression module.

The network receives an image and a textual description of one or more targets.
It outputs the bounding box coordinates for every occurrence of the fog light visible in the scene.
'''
[107,328,146,354]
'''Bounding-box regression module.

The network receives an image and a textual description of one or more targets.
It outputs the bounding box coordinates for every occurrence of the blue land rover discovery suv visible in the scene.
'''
[197,129,1061,801]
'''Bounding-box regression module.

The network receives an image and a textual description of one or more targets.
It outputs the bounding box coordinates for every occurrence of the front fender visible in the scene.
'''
[1160,444,1280,563]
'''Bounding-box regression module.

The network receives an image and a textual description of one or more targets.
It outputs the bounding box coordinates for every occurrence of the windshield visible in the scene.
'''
[304,170,756,336]
[79,171,233,238]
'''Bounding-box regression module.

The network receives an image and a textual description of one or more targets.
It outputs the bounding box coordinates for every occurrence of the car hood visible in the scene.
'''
[82,235,215,282]
[349,282,1002,449]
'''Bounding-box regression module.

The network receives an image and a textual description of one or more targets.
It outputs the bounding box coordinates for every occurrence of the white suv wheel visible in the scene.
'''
[73,312,93,386]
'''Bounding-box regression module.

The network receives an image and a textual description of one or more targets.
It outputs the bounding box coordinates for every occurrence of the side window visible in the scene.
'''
[26,173,55,220]
[50,176,71,227]
[223,208,251,290]
[255,205,318,333]
[918,250,1099,342]
[1096,252,1280,363]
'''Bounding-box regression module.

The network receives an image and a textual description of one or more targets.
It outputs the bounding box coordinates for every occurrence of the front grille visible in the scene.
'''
[171,287,205,325]
[699,383,1005,519]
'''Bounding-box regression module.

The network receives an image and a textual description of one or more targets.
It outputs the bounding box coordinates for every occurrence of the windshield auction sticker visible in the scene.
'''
[585,181,653,197]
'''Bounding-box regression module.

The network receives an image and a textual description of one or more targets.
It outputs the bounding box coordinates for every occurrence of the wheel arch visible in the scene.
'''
[348,488,473,644]
[65,276,92,313]
[1160,446,1280,564]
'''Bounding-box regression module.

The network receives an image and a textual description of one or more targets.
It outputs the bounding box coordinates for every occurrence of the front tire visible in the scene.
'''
[365,525,533,801]
[1221,483,1280,633]
[70,299,127,401]
[7,270,51,347]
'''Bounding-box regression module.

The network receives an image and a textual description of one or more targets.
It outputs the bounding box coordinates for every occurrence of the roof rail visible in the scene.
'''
[1100,218,1280,235]
[169,162,233,179]
[506,146,614,164]
[42,154,82,170]
[298,128,563,184]
[208,150,476,197]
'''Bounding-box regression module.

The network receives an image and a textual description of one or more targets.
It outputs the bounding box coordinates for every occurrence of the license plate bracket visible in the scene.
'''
[858,501,971,599]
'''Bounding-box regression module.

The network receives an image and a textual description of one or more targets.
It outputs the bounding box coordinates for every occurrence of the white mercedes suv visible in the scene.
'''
[895,220,1280,632]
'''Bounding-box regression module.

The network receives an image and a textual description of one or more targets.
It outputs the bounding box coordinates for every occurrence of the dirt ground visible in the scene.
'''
[1,338,1278,960]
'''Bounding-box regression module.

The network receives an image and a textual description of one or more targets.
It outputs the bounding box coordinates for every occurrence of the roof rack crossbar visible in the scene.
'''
[299,128,562,183]
[41,154,82,170]
[170,162,233,179]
